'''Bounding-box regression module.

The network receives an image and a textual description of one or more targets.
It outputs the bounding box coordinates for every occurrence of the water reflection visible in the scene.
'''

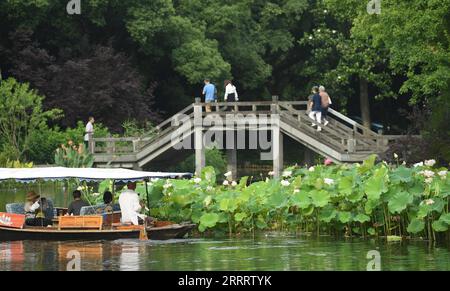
[0,236,449,271]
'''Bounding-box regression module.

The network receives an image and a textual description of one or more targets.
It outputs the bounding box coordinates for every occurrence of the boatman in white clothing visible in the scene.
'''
[119,182,146,226]
[84,116,95,151]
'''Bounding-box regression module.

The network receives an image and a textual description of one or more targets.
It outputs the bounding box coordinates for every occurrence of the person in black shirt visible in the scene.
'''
[67,190,89,216]
[308,86,323,132]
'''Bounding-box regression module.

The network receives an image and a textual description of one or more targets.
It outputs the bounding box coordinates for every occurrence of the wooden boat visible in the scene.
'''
[0,167,195,241]
[0,223,197,241]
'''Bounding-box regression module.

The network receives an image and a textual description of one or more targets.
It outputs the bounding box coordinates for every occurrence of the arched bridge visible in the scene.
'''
[90,97,403,177]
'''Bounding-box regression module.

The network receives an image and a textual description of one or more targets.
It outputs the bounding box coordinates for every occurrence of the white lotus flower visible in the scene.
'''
[163,182,172,189]
[77,186,83,191]
[422,170,435,178]
[206,186,214,191]
[324,178,335,186]
[425,159,436,167]
[424,177,433,184]
[438,170,448,179]
[281,180,290,187]
[282,170,292,178]
[332,30,337,34]
[193,177,202,184]
[231,181,238,187]
[413,162,424,167]
[393,153,399,159]
[224,171,232,178]
[268,171,275,176]
[425,199,435,205]
[308,36,313,40]
[223,180,229,186]
[317,29,321,33]
[402,161,406,166]
[324,9,328,13]
[293,189,300,194]
[308,166,315,172]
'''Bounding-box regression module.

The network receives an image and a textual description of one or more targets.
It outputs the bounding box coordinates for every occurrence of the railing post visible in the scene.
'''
[88,133,95,154]
[347,139,356,153]
[194,98,205,176]
[271,95,279,114]
[271,95,283,178]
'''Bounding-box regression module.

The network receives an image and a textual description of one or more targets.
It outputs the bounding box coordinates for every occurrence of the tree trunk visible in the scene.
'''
[359,78,371,133]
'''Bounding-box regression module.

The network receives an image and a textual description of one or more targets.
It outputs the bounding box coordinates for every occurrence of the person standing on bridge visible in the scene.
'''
[319,86,332,126]
[224,80,239,111]
[202,79,216,113]
[309,86,323,132]
[84,116,95,151]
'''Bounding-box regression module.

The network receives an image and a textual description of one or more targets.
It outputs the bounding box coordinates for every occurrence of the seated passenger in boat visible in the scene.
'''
[67,190,89,216]
[24,191,53,227]
[103,191,114,213]
[118,182,146,225]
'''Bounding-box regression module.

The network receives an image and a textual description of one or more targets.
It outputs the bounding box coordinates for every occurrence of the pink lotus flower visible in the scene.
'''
[324,159,333,166]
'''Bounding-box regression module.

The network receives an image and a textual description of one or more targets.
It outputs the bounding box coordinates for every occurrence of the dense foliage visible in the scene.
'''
[0,0,449,165]
[147,157,450,241]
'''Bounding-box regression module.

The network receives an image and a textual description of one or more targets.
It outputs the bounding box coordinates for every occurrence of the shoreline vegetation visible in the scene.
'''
[139,155,449,242]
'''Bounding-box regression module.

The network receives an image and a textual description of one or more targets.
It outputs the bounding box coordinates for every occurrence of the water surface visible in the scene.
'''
[1,235,449,271]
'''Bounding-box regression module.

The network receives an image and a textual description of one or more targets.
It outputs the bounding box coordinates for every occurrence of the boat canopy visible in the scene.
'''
[0,167,192,183]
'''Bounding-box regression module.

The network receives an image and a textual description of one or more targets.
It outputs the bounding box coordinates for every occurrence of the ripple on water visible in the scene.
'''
[208,246,242,250]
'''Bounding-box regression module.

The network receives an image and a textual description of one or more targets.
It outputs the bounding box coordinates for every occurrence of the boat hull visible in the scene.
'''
[0,224,196,241]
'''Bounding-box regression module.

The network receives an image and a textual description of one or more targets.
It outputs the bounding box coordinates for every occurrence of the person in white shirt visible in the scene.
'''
[84,116,95,151]
[224,80,239,102]
[118,182,145,225]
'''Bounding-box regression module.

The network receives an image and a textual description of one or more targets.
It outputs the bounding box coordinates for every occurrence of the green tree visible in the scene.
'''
[0,77,62,161]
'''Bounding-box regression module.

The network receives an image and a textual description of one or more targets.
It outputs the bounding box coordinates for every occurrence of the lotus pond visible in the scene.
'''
[146,156,450,242]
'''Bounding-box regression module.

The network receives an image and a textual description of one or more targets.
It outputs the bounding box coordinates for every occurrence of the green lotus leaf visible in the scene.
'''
[365,175,387,201]
[292,176,302,189]
[346,191,364,203]
[407,218,425,234]
[219,198,238,212]
[367,227,376,236]
[358,154,376,174]
[291,191,311,209]
[234,212,247,222]
[319,207,337,223]
[268,191,286,208]
[432,220,448,232]
[338,176,354,196]
[302,205,315,216]
[388,192,413,214]
[199,213,219,230]
[438,213,450,225]
[201,166,216,184]
[338,211,352,224]
[390,166,413,183]
[365,198,381,215]
[354,213,371,223]
[310,190,330,208]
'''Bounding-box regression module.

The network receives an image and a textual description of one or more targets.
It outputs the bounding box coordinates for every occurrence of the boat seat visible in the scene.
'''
[6,203,25,215]
[80,204,121,216]
[6,199,54,219]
